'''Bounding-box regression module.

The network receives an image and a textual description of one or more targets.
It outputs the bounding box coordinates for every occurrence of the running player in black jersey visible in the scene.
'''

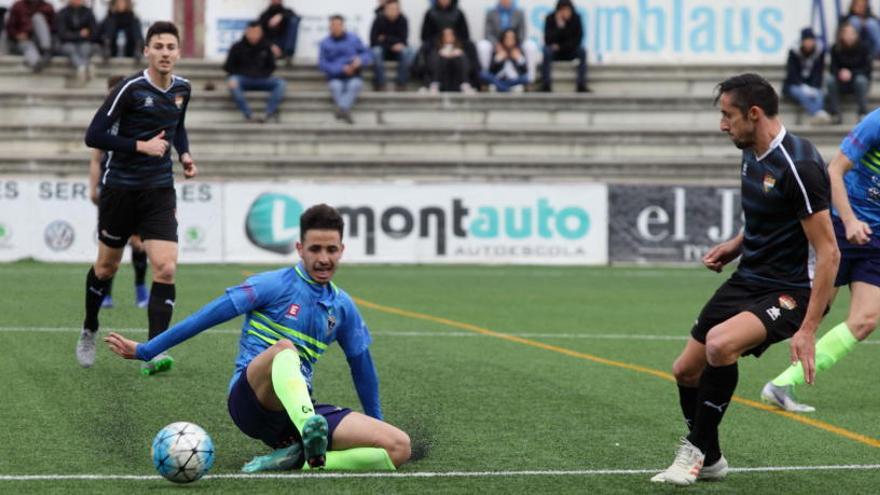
[76,21,197,375]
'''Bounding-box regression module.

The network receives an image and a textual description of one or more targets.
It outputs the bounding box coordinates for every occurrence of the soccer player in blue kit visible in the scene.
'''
[762,107,880,412]
[105,204,411,471]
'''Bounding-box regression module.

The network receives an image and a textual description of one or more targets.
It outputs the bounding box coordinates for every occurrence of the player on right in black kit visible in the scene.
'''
[651,74,839,486]
[76,21,197,375]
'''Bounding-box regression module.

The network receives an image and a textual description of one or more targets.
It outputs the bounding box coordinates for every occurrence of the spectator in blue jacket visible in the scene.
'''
[783,27,831,125]
[319,15,373,124]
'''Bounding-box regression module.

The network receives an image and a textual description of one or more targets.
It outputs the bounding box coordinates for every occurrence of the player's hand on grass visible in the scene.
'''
[137,130,169,157]
[181,152,198,179]
[105,332,140,360]
[843,218,872,245]
[790,327,817,385]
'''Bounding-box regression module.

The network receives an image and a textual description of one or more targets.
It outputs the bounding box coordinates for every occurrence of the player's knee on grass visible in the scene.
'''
[151,259,177,283]
[704,330,739,366]
[94,259,121,279]
[847,313,879,340]
[672,357,702,386]
[381,427,411,467]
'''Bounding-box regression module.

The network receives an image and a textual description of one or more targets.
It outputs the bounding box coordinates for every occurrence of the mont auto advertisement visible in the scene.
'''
[609,184,743,263]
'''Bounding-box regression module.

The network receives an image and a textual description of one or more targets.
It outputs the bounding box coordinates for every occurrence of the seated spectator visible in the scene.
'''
[370,0,414,91]
[480,29,528,92]
[99,0,143,63]
[425,27,473,93]
[56,0,97,83]
[258,0,300,65]
[224,21,286,123]
[477,0,539,85]
[6,0,55,72]
[319,14,373,124]
[784,27,831,125]
[417,0,479,88]
[541,0,589,93]
[844,0,880,58]
[827,22,872,123]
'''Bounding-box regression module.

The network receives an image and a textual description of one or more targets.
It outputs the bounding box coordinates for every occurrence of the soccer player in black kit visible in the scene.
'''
[651,74,839,485]
[76,21,197,375]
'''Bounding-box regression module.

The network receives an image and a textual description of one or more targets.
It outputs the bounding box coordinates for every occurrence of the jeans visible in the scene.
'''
[328,77,363,112]
[268,15,300,58]
[372,45,415,86]
[228,75,287,118]
[14,13,52,69]
[826,74,870,116]
[477,39,540,83]
[541,46,587,89]
[848,16,880,58]
[785,84,825,115]
[61,41,95,69]
[480,71,529,92]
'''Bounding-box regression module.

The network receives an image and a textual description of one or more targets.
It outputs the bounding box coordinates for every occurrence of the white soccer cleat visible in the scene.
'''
[697,455,728,481]
[760,382,816,413]
[76,328,97,368]
[650,438,705,485]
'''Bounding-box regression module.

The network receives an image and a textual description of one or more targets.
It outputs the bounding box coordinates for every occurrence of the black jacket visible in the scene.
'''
[56,5,97,42]
[830,41,872,81]
[259,5,297,37]
[421,0,470,45]
[223,37,277,79]
[370,14,408,49]
[544,11,584,55]
[783,43,825,90]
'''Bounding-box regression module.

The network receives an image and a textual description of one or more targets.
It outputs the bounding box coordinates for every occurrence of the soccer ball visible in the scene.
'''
[150,422,215,483]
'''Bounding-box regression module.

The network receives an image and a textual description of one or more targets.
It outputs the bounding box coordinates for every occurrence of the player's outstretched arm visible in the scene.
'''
[347,349,383,420]
[104,293,242,362]
[791,210,841,385]
[828,152,871,244]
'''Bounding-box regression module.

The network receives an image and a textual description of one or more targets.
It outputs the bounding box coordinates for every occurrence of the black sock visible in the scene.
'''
[132,249,148,285]
[104,277,114,298]
[83,267,112,332]
[677,384,699,431]
[686,363,738,461]
[148,282,175,340]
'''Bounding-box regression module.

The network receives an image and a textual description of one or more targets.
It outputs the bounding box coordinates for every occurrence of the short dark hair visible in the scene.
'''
[107,74,125,90]
[714,73,778,117]
[300,204,345,241]
[145,21,180,45]
[330,14,344,23]
[247,20,261,29]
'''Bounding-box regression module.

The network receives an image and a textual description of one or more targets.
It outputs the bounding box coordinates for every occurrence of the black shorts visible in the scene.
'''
[97,187,177,248]
[690,275,811,358]
[227,369,352,450]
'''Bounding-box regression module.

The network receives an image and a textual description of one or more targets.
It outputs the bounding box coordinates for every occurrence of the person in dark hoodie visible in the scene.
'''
[370,0,414,91]
[258,0,300,65]
[827,22,872,123]
[224,21,286,123]
[99,0,143,63]
[541,0,588,93]
[418,0,479,88]
[56,0,98,83]
[783,27,831,125]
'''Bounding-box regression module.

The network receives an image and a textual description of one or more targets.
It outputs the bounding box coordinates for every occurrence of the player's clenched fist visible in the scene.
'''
[137,130,169,157]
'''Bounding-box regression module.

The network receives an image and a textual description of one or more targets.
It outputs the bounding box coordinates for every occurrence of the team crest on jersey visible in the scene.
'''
[175,95,184,109]
[326,314,337,336]
[778,295,797,311]
[286,303,301,318]
[144,96,154,108]
[763,173,776,193]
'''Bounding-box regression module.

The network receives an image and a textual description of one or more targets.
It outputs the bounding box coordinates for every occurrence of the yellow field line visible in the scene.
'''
[354,297,880,449]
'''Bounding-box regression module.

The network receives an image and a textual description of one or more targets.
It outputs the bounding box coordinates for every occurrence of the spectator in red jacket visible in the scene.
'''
[6,0,55,72]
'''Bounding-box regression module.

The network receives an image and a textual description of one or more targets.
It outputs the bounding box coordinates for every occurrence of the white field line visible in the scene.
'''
[2,326,880,344]
[2,464,880,481]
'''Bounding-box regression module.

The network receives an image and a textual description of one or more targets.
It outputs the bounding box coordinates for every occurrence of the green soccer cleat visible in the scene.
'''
[241,443,303,473]
[301,415,329,468]
[141,353,174,376]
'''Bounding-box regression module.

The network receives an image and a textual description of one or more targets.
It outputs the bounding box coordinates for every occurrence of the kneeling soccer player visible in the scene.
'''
[652,74,839,485]
[105,204,411,471]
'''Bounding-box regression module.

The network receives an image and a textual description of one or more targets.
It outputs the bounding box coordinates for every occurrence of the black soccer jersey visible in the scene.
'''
[736,128,830,289]
[85,70,191,189]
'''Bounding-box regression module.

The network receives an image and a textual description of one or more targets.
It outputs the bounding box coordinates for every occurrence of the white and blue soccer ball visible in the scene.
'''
[151,421,215,483]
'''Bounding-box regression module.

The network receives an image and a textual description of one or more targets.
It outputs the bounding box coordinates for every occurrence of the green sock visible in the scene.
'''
[303,447,395,471]
[271,348,315,432]
[771,322,859,387]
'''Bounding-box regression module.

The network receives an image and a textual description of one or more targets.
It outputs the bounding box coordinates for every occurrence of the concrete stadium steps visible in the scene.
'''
[0,153,743,183]
[1,88,872,128]
[0,122,848,160]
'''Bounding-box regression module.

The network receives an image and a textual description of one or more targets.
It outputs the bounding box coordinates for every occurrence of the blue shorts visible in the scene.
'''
[833,216,880,288]
[227,367,352,449]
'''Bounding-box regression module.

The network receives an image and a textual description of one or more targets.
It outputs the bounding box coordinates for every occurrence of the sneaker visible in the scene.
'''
[697,455,728,481]
[141,353,174,376]
[760,382,815,412]
[76,328,98,368]
[135,284,148,308]
[301,415,329,468]
[650,438,705,486]
[807,110,832,125]
[241,443,303,473]
[101,295,114,309]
